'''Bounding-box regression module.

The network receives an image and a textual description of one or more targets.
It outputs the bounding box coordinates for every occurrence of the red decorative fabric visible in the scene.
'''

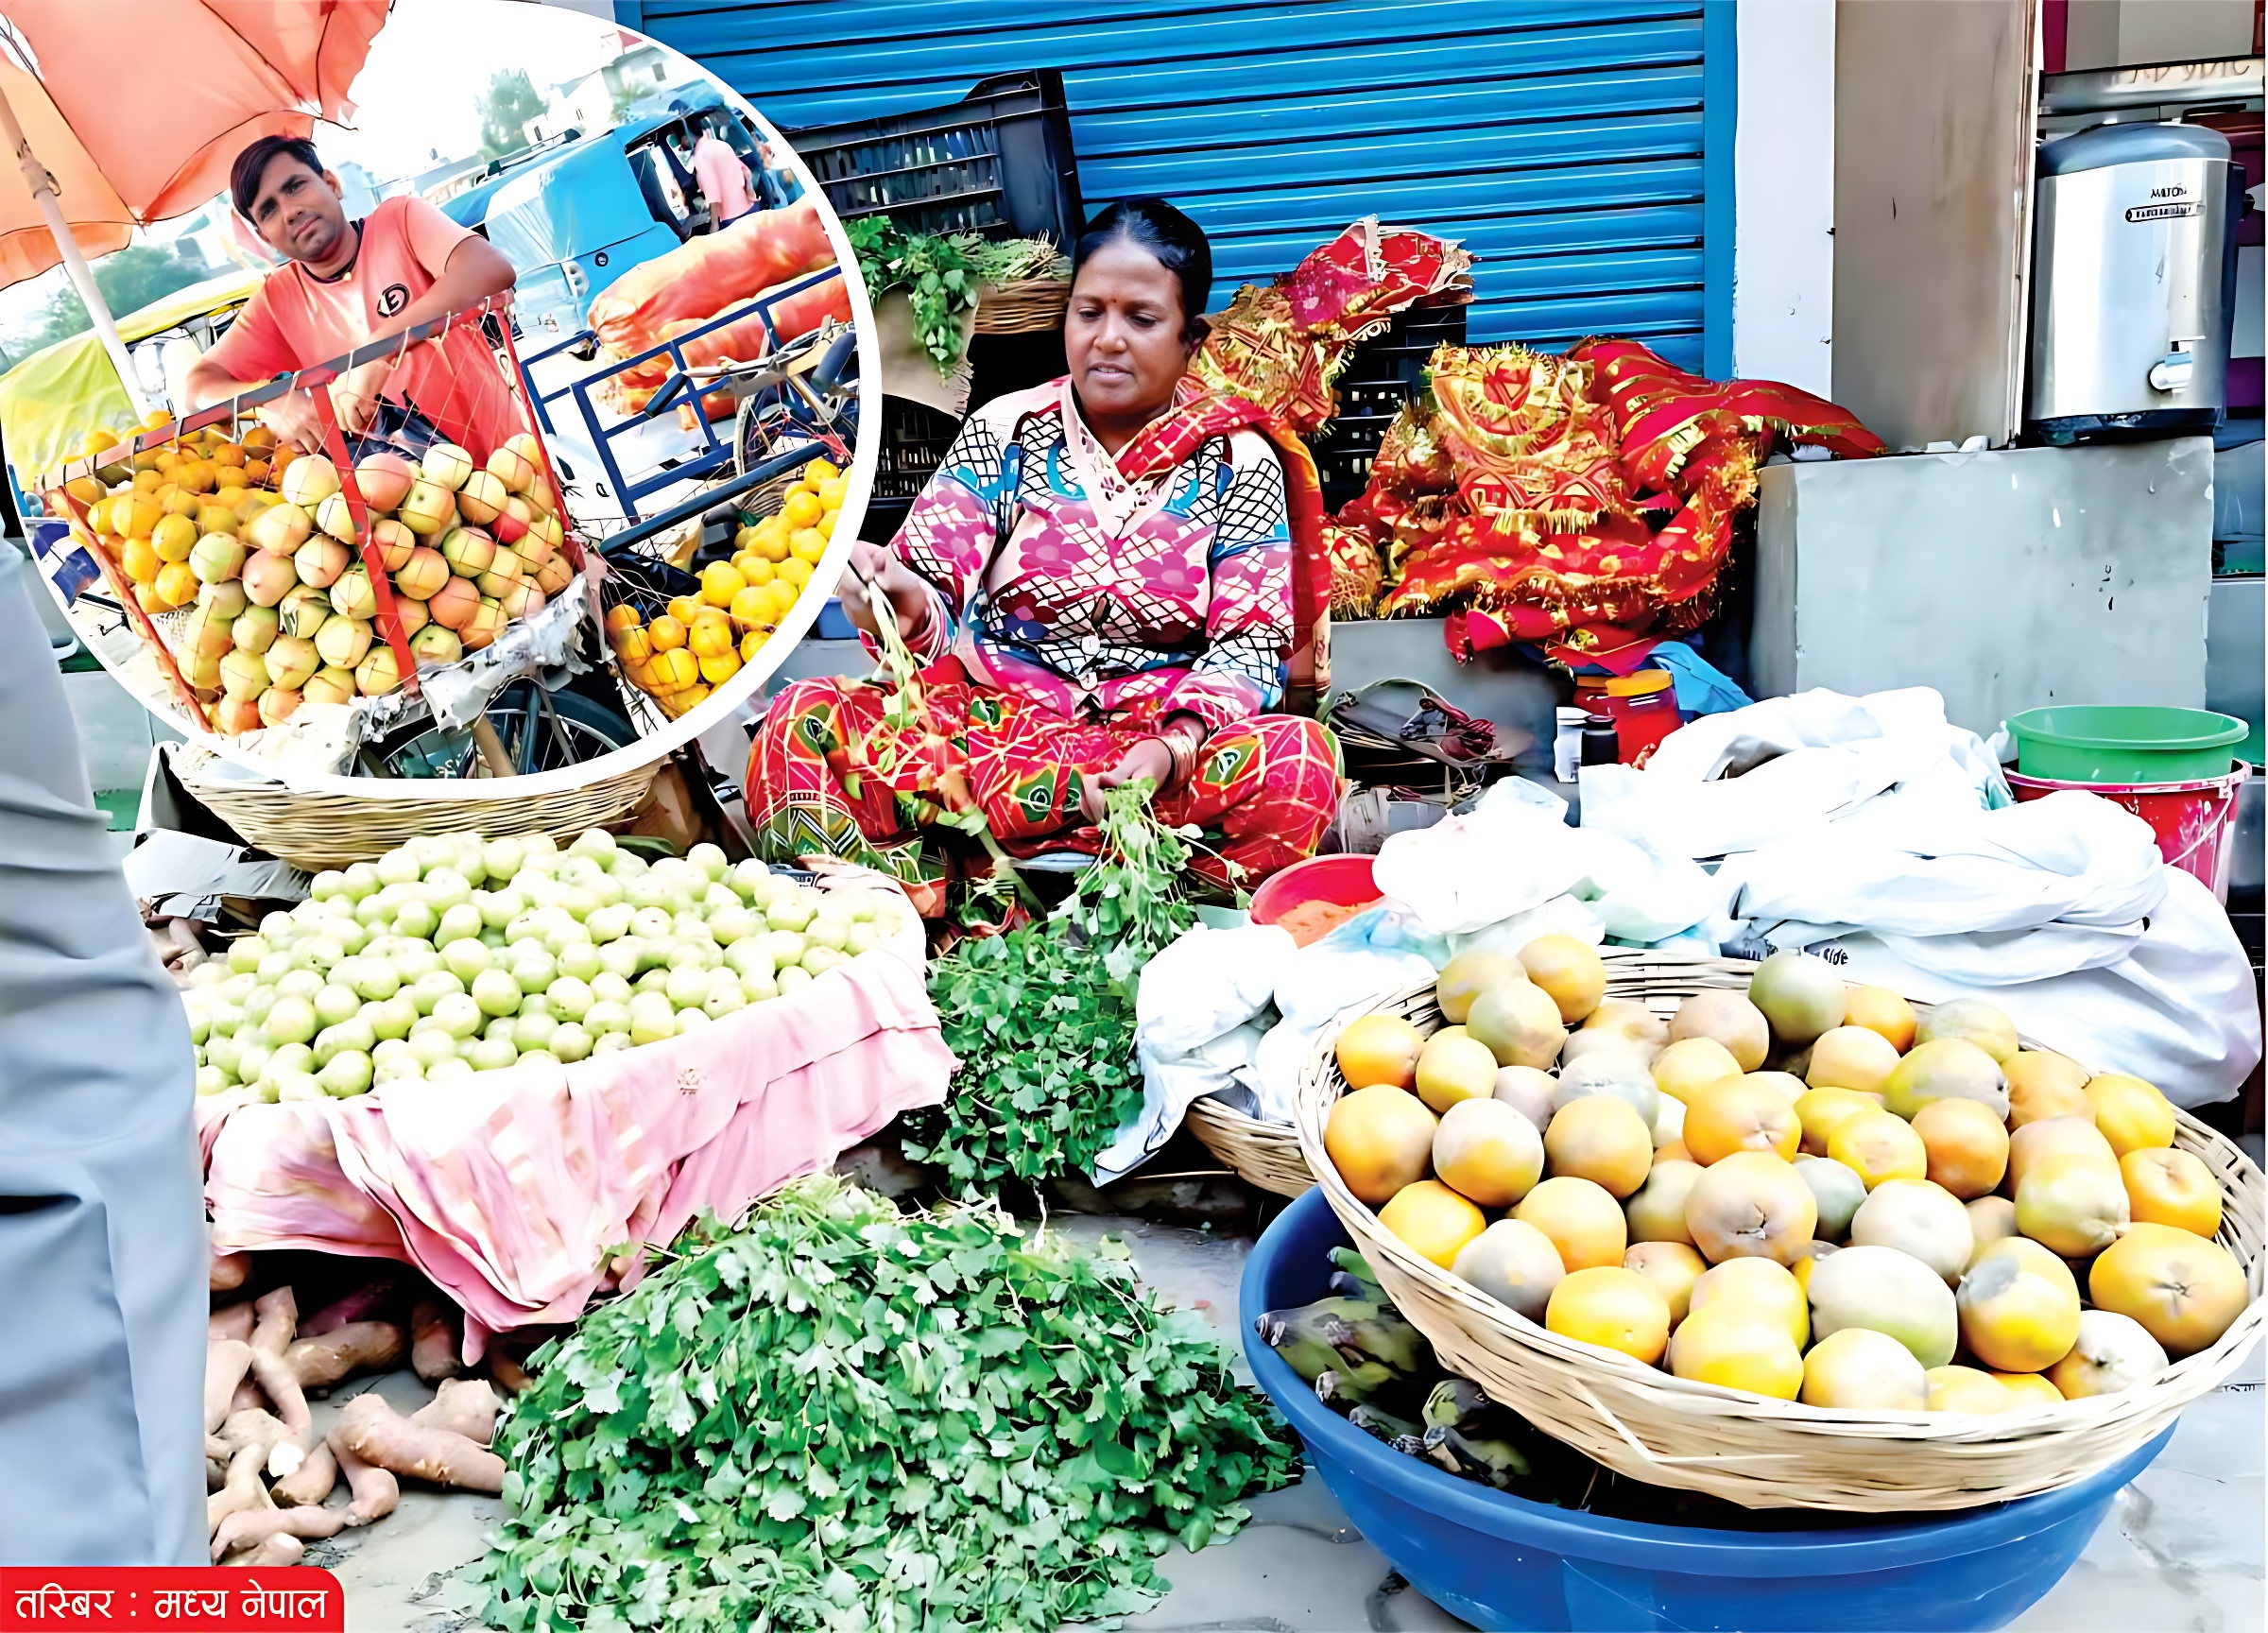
[1343,339,1885,659]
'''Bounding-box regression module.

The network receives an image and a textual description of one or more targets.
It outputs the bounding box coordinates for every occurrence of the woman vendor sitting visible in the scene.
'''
[745,198,1339,916]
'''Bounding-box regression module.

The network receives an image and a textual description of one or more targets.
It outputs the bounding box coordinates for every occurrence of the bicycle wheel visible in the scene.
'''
[358,682,640,780]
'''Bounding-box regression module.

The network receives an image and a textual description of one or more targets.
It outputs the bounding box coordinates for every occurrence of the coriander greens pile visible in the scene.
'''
[476,1176,1298,1633]
[844,218,1067,373]
[903,784,1201,1195]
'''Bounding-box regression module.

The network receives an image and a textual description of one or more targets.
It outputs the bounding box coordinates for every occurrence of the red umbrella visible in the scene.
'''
[0,0,385,395]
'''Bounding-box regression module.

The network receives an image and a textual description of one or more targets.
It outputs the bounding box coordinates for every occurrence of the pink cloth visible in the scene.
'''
[200,938,953,1336]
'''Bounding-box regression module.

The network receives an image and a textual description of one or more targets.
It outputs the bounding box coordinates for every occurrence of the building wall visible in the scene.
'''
[624,0,1733,374]
[1732,0,1834,395]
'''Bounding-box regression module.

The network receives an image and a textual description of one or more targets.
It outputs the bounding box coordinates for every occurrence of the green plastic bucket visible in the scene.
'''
[2005,706,2248,782]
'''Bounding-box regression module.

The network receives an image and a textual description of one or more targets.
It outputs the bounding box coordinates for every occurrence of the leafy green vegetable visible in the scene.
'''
[476,1176,1298,1632]
[902,784,1201,1195]
[846,218,1066,374]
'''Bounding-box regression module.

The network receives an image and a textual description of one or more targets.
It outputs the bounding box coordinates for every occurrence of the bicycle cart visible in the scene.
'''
[30,279,861,790]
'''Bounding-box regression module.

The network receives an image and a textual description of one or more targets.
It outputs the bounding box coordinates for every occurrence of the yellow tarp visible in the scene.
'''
[0,267,265,488]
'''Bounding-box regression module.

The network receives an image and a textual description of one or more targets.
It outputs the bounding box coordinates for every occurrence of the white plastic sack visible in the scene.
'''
[1374,777,1717,944]
[1094,923,1295,1184]
[1713,789,2171,985]
[1823,869,2260,1109]
[1583,687,2008,860]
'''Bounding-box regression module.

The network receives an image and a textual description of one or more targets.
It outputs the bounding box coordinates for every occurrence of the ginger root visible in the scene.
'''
[409,1379,499,1447]
[329,1436,400,1526]
[205,1340,253,1435]
[333,1393,504,1493]
[286,1321,404,1391]
[409,1298,462,1383]
[212,1504,342,1563]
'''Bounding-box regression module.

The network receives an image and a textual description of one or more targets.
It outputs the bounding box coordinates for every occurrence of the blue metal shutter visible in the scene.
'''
[628,0,1732,374]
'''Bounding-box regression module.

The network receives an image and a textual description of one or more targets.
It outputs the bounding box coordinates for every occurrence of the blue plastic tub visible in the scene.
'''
[1241,1188,2172,1632]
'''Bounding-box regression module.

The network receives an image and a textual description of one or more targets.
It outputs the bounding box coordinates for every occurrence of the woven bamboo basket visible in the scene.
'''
[1186,1096,1313,1197]
[1292,951,2267,1512]
[172,746,662,871]
[971,278,1072,335]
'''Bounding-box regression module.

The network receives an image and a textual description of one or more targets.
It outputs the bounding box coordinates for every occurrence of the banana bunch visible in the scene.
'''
[1256,1247,1558,1499]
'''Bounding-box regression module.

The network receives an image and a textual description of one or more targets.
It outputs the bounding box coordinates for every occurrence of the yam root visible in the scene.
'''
[230,1379,266,1416]
[329,1436,399,1526]
[212,1504,342,1563]
[409,1298,462,1383]
[205,1340,253,1434]
[285,1321,404,1391]
[487,1349,532,1395]
[223,1533,302,1570]
[209,1302,255,1344]
[247,1288,313,1477]
[214,1409,291,1464]
[409,1379,499,1447]
[333,1392,504,1493]
[211,1250,249,1293]
[301,1278,400,1337]
[205,1443,272,1537]
[270,1441,338,1508]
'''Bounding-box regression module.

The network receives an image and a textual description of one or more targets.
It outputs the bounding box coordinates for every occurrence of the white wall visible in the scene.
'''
[2067,0,2255,68]
[1733,0,1837,395]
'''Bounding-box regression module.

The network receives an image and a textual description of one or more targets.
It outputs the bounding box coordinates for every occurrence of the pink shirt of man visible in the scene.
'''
[692,133,756,225]
[201,194,515,453]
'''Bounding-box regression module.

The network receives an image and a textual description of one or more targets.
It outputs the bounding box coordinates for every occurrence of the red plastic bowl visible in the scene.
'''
[1248,852,1380,926]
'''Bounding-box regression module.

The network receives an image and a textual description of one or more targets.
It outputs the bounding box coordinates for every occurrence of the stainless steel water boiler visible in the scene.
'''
[2028,121,2233,439]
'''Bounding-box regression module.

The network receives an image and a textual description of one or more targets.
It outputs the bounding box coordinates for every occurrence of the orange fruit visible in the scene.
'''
[1542,1094,1654,1198]
[1843,985,1917,1052]
[151,512,198,562]
[1515,1175,1627,1271]
[2121,1147,2223,1238]
[1335,1013,1425,1092]
[688,615,735,660]
[2089,1222,2247,1359]
[648,615,687,652]
[789,526,828,564]
[666,594,704,626]
[648,647,698,692]
[697,649,742,686]
[2084,1074,2176,1159]
[1683,1077,1801,1165]
[698,561,746,608]
[613,627,653,665]
[739,629,767,663]
[2006,1051,2092,1127]
[1545,1265,1671,1364]
[781,490,822,528]
[1829,1110,1929,1188]
[153,561,198,609]
[120,537,161,585]
[603,602,641,633]
[1377,1178,1486,1268]
[1912,1096,2011,1200]
[1323,1082,1437,1206]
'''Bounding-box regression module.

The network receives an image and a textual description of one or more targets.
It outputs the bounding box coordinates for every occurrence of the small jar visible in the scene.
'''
[1553,705,1589,782]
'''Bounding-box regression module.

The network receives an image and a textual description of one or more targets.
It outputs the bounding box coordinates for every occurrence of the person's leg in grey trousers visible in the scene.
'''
[0,543,204,1563]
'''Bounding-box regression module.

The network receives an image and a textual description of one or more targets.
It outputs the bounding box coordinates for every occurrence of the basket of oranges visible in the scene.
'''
[603,456,845,718]
[1293,944,2265,1513]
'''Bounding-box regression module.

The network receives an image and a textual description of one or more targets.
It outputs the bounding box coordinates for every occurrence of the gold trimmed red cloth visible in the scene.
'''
[1345,338,1883,660]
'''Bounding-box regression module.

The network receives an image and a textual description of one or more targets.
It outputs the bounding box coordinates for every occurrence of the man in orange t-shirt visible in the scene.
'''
[185,135,518,458]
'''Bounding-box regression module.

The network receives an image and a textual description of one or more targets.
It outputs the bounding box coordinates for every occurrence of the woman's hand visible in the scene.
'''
[841,539,933,641]
[1079,738,1175,823]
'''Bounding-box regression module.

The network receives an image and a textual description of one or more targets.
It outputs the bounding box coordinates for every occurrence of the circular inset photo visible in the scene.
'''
[2,0,876,816]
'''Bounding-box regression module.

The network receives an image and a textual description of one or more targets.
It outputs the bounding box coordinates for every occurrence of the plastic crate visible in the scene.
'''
[872,396,963,503]
[1315,302,1469,504]
[786,71,1083,244]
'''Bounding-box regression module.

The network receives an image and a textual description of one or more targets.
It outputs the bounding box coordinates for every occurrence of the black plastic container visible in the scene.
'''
[1313,301,1468,507]
[786,70,1084,244]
